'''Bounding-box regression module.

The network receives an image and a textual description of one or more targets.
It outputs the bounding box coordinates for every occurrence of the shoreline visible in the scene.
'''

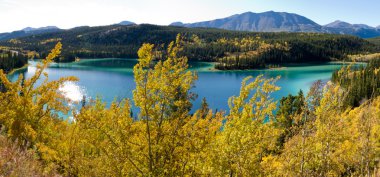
[33,58,367,73]
[211,61,367,72]
[7,64,29,75]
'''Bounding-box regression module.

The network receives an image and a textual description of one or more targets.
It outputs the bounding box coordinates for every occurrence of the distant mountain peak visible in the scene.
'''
[170,11,321,32]
[331,20,345,23]
[322,20,380,38]
[324,20,352,28]
[22,26,59,32]
[353,24,374,29]
[169,11,380,38]
[169,22,184,26]
[324,20,375,29]
[22,27,34,31]
[118,21,136,25]
[0,26,61,41]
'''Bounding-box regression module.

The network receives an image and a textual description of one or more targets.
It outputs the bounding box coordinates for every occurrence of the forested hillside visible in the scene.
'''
[0,48,27,73]
[332,58,380,107]
[368,36,380,46]
[0,39,379,176]
[0,24,377,69]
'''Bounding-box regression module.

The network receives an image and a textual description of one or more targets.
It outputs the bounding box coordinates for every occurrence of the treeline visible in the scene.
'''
[368,36,380,46]
[0,50,28,73]
[0,40,379,176]
[186,35,376,70]
[332,58,380,107]
[0,24,377,67]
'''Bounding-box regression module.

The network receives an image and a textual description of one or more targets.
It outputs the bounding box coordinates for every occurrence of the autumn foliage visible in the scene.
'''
[0,37,379,176]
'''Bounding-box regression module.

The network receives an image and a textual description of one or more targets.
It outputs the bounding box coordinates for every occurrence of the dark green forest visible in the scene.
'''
[280,57,380,112]
[0,49,27,73]
[0,24,378,69]
[332,58,380,108]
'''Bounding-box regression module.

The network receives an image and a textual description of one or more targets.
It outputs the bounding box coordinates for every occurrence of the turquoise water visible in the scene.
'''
[10,58,362,113]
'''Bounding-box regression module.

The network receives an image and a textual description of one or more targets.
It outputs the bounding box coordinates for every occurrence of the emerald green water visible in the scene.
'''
[10,59,362,112]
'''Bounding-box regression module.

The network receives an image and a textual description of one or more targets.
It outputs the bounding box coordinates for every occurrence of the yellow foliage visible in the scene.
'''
[0,36,379,176]
[39,38,62,45]
[207,75,281,176]
[8,39,21,44]
[348,53,380,62]
[272,84,380,176]
[0,42,77,171]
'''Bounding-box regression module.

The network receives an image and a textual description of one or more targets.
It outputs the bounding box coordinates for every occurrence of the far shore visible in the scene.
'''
[7,64,29,75]
[26,58,368,72]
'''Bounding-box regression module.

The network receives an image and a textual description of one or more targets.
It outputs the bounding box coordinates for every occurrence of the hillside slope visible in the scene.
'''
[0,24,376,66]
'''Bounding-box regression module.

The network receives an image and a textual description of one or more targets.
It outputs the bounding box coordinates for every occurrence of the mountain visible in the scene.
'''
[170,11,380,38]
[1,11,379,42]
[0,24,374,64]
[0,26,62,41]
[324,20,374,30]
[0,33,8,40]
[22,26,60,32]
[170,22,184,26]
[324,20,352,29]
[322,20,380,38]
[118,21,136,25]
[170,11,322,32]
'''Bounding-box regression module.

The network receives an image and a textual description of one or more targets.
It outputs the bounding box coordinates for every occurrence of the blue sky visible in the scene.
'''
[0,0,379,32]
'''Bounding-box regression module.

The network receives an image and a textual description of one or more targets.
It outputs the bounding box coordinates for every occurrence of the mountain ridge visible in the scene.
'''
[170,11,322,32]
[170,11,380,38]
[0,26,62,41]
[118,21,136,25]
[1,11,379,41]
[22,26,60,32]
[322,20,380,38]
[1,24,374,64]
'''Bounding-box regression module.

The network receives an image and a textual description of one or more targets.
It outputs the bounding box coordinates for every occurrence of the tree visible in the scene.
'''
[132,34,198,175]
[208,75,281,176]
[68,34,223,176]
[346,97,380,176]
[0,34,379,176]
[276,90,305,147]
[199,97,210,118]
[0,42,77,173]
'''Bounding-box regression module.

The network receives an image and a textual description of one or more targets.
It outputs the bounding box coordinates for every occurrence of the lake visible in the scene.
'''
[9,59,360,114]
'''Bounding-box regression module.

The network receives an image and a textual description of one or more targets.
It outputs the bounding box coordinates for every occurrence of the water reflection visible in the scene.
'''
[59,81,87,103]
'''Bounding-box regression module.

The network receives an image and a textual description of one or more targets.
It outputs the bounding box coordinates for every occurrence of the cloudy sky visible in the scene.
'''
[1,0,379,32]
